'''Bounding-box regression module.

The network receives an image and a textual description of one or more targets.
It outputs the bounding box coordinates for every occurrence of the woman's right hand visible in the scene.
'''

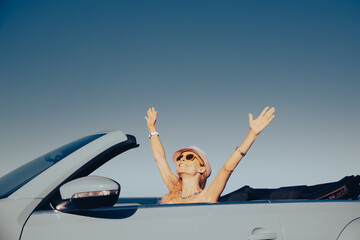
[145,107,158,131]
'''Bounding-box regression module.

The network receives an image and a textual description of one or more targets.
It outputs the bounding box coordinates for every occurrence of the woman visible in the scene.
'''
[145,106,275,204]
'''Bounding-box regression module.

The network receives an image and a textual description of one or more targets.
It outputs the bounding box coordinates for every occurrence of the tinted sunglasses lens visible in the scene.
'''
[186,154,195,160]
[176,155,183,161]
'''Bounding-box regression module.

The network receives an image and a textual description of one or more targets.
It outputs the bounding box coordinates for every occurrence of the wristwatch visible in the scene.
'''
[149,132,159,139]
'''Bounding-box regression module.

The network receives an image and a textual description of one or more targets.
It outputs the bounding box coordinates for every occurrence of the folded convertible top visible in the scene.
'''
[219,175,360,202]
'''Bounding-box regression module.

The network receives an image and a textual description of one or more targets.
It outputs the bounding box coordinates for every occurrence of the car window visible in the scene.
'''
[0,134,105,199]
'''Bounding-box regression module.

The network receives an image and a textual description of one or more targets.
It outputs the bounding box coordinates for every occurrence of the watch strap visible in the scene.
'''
[149,132,159,139]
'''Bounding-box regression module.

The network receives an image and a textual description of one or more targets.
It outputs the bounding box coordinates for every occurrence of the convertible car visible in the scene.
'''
[0,130,359,240]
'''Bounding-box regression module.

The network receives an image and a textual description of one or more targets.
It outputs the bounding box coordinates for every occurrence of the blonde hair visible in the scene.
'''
[159,171,207,204]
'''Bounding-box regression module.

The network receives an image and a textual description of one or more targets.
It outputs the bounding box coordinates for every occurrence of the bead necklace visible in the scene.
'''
[180,190,202,199]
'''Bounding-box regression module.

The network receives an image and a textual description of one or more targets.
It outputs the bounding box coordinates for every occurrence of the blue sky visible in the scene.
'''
[1,0,359,197]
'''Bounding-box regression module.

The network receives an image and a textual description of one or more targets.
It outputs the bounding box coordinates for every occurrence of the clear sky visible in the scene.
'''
[1,0,359,197]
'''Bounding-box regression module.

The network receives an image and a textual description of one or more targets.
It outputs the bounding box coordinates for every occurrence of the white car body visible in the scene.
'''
[0,130,359,240]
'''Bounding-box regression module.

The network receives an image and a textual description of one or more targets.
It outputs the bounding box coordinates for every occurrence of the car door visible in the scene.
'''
[270,200,360,240]
[21,201,284,240]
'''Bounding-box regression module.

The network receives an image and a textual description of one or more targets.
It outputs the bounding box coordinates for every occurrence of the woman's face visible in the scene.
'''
[175,151,205,176]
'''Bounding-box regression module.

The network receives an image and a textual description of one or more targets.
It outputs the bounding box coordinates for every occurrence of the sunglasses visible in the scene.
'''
[176,152,204,166]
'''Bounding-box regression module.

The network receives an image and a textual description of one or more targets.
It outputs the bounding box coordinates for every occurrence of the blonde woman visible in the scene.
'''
[145,107,275,204]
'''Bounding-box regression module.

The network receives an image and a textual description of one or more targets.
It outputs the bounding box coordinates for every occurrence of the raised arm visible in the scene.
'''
[205,107,275,201]
[145,107,178,190]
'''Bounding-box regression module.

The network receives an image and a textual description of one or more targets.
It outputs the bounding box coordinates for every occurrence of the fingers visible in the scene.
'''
[248,113,253,122]
[268,114,275,123]
[146,107,157,119]
[152,107,157,119]
[264,107,275,119]
[263,114,275,126]
[260,107,269,116]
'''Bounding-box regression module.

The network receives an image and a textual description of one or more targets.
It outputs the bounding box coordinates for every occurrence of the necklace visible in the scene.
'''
[180,190,202,199]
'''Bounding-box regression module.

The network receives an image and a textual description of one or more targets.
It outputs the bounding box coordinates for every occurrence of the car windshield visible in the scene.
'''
[0,133,105,199]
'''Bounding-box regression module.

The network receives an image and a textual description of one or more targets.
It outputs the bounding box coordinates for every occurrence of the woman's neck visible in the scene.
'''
[180,175,202,197]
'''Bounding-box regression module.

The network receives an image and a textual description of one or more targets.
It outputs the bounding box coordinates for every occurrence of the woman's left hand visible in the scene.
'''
[249,107,275,135]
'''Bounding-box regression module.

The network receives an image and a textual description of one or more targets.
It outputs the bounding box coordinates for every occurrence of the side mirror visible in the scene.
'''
[55,176,120,211]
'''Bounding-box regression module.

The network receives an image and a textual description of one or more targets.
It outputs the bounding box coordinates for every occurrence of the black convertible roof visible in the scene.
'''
[219,175,360,202]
